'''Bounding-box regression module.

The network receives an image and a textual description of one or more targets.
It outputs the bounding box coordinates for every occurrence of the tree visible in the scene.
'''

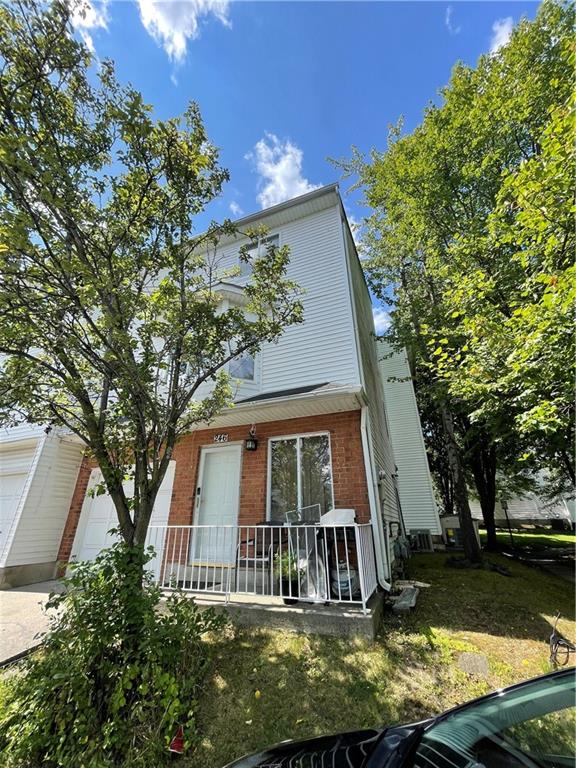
[447,75,575,500]
[337,0,574,556]
[0,0,303,564]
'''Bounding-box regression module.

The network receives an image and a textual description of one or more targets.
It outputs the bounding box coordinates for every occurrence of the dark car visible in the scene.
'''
[224,667,575,768]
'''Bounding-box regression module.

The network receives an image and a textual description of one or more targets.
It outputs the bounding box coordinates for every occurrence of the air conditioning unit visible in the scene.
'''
[409,529,434,553]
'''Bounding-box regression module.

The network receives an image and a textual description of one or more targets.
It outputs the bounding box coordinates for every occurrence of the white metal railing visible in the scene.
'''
[144,523,378,613]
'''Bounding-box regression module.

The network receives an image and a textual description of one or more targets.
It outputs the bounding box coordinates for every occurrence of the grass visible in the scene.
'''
[1,553,572,767]
[479,530,575,551]
[186,553,575,768]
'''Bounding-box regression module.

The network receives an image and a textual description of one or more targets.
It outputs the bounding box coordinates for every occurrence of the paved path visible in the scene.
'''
[519,551,575,584]
[0,580,64,664]
[502,547,575,585]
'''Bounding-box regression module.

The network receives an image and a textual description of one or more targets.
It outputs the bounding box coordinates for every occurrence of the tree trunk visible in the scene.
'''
[468,443,498,551]
[441,406,482,563]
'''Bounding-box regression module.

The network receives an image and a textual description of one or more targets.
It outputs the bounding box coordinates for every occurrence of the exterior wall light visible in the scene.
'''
[245,425,258,451]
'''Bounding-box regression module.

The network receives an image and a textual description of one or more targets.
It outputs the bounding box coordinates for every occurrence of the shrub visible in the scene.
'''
[0,542,226,767]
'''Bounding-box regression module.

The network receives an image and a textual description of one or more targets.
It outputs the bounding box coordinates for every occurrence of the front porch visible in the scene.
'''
[174,590,384,640]
[145,522,379,621]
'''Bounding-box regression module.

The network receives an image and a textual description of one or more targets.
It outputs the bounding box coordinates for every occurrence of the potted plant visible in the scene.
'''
[274,550,301,605]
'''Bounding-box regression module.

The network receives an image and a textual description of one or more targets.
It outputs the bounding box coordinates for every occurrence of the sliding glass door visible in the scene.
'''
[269,433,334,523]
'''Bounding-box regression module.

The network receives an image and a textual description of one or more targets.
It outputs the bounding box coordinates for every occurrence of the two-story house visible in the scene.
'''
[1,185,440,627]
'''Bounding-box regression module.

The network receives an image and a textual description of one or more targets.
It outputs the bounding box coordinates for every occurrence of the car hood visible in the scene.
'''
[223,727,386,767]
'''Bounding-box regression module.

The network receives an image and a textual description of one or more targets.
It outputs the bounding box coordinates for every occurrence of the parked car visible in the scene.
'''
[224,667,575,767]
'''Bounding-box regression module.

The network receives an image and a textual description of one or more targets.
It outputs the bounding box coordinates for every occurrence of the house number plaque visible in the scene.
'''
[213,433,229,443]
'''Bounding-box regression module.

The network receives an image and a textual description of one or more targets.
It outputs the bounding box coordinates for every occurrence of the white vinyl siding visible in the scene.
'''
[0,441,37,564]
[376,342,441,535]
[260,207,359,391]
[4,436,84,567]
[194,205,360,403]
[0,424,45,445]
[344,227,401,531]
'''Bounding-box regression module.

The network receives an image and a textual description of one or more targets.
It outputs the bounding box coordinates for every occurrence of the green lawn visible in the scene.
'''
[2,554,573,768]
[479,530,575,550]
[186,553,576,768]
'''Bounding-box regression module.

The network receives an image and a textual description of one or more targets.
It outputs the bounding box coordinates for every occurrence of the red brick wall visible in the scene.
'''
[58,409,371,563]
[170,409,370,528]
[57,456,94,564]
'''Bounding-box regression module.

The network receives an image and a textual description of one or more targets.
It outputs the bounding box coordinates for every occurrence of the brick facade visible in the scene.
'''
[58,409,371,562]
[57,457,94,564]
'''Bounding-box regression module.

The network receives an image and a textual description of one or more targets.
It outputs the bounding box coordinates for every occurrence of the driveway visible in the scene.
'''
[0,580,64,664]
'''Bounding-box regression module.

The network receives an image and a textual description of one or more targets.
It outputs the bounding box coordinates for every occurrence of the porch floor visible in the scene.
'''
[161,589,384,640]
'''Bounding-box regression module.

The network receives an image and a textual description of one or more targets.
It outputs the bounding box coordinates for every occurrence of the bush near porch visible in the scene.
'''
[186,553,575,768]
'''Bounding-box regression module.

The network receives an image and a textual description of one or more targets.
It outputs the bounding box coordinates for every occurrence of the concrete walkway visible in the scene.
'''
[0,580,63,664]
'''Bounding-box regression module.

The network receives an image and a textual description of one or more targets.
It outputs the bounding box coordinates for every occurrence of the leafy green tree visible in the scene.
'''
[447,75,575,499]
[0,0,302,560]
[338,0,574,557]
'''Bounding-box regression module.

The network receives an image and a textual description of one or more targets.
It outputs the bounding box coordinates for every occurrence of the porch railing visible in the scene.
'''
[144,523,378,613]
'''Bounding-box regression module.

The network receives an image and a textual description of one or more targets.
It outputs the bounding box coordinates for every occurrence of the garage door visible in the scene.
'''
[0,445,36,561]
[71,461,176,563]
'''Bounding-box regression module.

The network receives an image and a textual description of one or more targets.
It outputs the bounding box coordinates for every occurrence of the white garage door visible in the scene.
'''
[71,461,176,563]
[0,445,36,561]
[0,473,28,559]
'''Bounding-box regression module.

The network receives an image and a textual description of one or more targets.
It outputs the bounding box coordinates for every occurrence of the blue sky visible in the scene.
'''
[75,0,538,330]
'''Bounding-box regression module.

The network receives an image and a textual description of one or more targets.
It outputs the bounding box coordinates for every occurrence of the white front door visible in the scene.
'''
[193,444,241,565]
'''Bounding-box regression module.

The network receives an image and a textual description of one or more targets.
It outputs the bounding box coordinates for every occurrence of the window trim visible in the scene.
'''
[228,350,256,382]
[237,233,280,281]
[266,431,335,522]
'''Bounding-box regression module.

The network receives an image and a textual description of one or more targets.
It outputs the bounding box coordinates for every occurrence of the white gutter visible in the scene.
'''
[360,407,392,591]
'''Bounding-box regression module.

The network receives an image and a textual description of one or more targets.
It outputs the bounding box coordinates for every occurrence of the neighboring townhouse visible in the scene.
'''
[1,185,439,625]
[469,494,573,529]
[376,342,441,546]
[0,424,83,588]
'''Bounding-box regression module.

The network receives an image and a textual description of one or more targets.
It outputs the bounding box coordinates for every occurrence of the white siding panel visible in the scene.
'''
[376,343,441,534]
[346,229,401,531]
[194,206,360,402]
[261,207,358,390]
[0,441,40,565]
[0,424,44,445]
[5,437,84,566]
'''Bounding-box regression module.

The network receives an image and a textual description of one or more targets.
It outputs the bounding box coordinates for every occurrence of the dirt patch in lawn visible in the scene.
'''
[186,553,575,768]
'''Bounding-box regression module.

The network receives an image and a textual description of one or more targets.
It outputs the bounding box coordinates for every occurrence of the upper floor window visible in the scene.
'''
[238,234,279,279]
[229,350,255,381]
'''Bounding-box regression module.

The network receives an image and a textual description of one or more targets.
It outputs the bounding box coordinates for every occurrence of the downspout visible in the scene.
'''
[360,404,392,591]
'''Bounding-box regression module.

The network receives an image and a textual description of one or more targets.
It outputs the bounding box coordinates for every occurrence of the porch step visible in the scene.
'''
[391,586,419,614]
[162,591,384,640]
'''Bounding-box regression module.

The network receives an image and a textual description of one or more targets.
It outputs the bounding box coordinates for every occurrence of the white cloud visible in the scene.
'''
[246,133,320,209]
[373,307,391,335]
[70,0,109,53]
[490,17,513,53]
[229,201,243,217]
[346,211,364,251]
[445,6,461,35]
[136,0,231,64]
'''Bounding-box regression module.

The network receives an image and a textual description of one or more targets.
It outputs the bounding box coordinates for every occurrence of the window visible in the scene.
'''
[238,234,279,279]
[412,670,575,768]
[229,351,255,381]
[269,434,334,522]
